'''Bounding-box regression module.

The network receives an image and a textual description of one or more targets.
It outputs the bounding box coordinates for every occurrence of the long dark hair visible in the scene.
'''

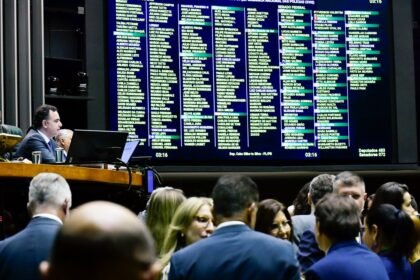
[292,182,311,215]
[255,199,293,241]
[371,182,408,210]
[365,204,416,257]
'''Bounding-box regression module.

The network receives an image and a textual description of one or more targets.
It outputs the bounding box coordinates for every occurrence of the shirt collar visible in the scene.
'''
[217,221,245,230]
[33,213,63,224]
[37,129,51,144]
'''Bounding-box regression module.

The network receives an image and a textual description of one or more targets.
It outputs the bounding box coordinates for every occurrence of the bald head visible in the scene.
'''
[42,201,157,280]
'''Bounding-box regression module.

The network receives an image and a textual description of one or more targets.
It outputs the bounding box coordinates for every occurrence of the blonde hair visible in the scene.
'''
[145,187,186,254]
[160,197,213,268]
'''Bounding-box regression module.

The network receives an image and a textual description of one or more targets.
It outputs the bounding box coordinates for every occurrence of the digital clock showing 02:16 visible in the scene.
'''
[305,152,318,158]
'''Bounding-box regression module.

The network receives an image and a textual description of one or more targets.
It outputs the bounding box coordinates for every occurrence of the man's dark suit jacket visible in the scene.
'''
[0,217,61,280]
[14,128,57,163]
[305,240,389,280]
[169,223,300,280]
[298,229,325,272]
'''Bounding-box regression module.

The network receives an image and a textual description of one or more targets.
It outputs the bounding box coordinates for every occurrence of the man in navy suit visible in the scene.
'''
[169,175,300,280]
[14,104,62,163]
[0,172,72,280]
[305,194,388,280]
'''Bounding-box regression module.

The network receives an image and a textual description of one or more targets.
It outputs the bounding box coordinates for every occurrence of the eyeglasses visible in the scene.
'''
[194,216,213,228]
[269,220,290,231]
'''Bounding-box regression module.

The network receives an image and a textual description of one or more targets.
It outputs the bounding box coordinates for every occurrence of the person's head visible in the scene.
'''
[212,175,259,227]
[315,194,360,252]
[290,182,311,216]
[32,104,62,139]
[27,172,72,222]
[255,199,292,241]
[363,204,416,258]
[371,182,417,216]
[40,201,158,280]
[160,197,214,267]
[55,129,73,152]
[333,171,366,214]
[145,187,186,253]
[309,174,335,210]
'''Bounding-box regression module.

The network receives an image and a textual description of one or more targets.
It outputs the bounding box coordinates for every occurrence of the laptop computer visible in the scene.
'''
[121,140,140,164]
[66,129,128,164]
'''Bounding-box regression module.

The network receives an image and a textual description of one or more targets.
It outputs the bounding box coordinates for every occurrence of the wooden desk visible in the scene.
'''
[0,162,142,188]
[0,163,145,239]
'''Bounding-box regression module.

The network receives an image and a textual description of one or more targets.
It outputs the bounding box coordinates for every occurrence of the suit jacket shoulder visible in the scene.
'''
[0,217,62,280]
[14,129,56,163]
[305,241,389,280]
[292,214,316,244]
[169,224,300,280]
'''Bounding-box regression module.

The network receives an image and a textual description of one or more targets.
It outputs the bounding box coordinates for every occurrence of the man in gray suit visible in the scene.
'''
[292,174,335,245]
[169,175,300,280]
[293,174,334,272]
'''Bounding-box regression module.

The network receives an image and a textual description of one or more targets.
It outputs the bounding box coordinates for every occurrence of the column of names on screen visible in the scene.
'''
[113,0,147,144]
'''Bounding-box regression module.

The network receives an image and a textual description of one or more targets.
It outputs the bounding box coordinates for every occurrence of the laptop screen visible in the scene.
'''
[66,129,128,164]
[121,140,140,164]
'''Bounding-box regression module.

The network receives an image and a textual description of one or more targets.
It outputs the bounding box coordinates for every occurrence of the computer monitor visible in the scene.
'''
[66,129,128,164]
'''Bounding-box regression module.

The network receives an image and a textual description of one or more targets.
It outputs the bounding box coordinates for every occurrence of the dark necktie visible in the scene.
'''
[48,140,54,153]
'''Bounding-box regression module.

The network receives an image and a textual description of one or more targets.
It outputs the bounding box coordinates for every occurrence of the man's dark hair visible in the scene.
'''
[315,194,360,241]
[309,174,335,205]
[333,171,365,192]
[212,175,259,217]
[33,104,57,129]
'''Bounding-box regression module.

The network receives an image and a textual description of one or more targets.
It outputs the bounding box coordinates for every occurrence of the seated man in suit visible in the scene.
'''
[0,172,72,280]
[169,175,300,280]
[305,194,389,280]
[40,201,159,280]
[55,129,73,160]
[14,104,62,163]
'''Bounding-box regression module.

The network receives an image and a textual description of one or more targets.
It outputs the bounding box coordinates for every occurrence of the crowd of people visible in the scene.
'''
[0,170,420,280]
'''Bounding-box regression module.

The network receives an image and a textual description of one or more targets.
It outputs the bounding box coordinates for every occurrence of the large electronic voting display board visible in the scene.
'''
[108,0,394,166]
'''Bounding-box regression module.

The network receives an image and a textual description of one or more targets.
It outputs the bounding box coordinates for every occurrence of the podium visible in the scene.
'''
[0,162,142,187]
[0,162,144,239]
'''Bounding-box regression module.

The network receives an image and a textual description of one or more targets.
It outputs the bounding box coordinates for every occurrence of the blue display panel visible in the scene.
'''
[108,0,393,166]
